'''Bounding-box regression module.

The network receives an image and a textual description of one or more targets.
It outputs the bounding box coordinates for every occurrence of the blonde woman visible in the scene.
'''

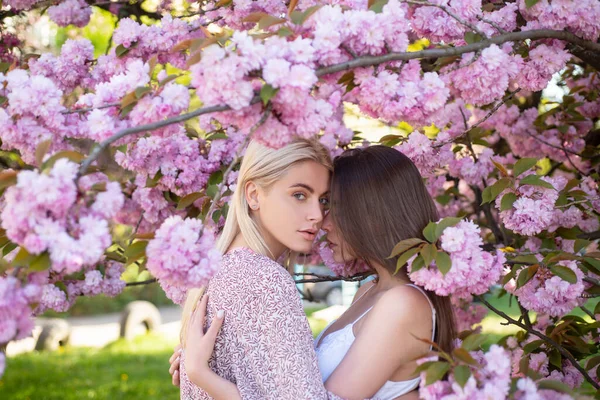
[177,138,337,399]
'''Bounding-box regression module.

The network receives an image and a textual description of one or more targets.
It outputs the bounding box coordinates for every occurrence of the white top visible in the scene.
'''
[314,284,437,400]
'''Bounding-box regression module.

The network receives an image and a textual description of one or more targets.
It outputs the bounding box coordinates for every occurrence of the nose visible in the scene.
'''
[321,211,332,233]
[307,198,325,224]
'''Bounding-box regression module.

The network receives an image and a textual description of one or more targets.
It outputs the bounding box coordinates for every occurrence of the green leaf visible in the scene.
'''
[35,139,52,167]
[513,158,538,178]
[573,239,592,253]
[500,192,518,211]
[120,102,136,117]
[434,217,462,239]
[177,192,205,210]
[208,170,224,186]
[29,252,51,272]
[134,86,152,99]
[145,170,163,188]
[525,0,541,8]
[205,132,229,141]
[206,184,219,199]
[481,178,512,205]
[421,243,437,267]
[510,255,539,264]
[277,26,294,37]
[550,265,577,284]
[124,240,148,260]
[423,221,437,243]
[536,380,573,395]
[158,74,179,87]
[0,62,11,74]
[0,170,18,190]
[519,174,555,190]
[464,31,484,44]
[368,0,389,13]
[425,362,450,386]
[12,247,35,267]
[461,333,486,351]
[517,264,538,289]
[389,238,425,258]
[523,339,544,355]
[586,355,600,370]
[410,254,425,273]
[116,44,131,57]
[584,257,600,272]
[42,150,85,170]
[260,84,279,105]
[2,242,18,257]
[453,365,471,388]
[395,247,421,274]
[452,348,478,365]
[435,251,452,276]
[258,15,286,30]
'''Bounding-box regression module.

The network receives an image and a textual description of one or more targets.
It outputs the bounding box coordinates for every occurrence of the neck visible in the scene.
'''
[228,233,286,261]
[369,260,410,290]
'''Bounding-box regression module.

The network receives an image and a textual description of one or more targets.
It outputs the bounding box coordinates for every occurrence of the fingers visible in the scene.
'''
[172,370,180,387]
[169,355,180,375]
[169,346,181,364]
[205,310,225,343]
[188,294,209,338]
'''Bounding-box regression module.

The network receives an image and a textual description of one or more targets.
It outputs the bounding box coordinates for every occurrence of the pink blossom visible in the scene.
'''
[506,260,585,316]
[146,216,221,289]
[408,220,506,298]
[47,0,91,27]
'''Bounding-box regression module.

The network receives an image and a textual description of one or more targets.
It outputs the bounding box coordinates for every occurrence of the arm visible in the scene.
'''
[183,294,242,400]
[231,268,330,399]
[324,286,433,400]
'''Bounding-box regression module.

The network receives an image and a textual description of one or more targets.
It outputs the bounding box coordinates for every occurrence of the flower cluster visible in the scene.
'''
[0,69,68,165]
[505,260,585,316]
[146,216,221,290]
[419,345,512,399]
[47,0,91,28]
[408,220,506,298]
[112,15,203,68]
[318,240,371,277]
[0,160,124,274]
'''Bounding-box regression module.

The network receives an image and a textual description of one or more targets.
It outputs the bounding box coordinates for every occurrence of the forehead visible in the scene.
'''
[277,160,331,193]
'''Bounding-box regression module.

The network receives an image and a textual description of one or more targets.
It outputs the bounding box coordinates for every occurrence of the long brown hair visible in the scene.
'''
[330,145,456,354]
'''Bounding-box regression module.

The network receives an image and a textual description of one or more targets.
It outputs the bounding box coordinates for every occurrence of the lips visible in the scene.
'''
[299,229,317,241]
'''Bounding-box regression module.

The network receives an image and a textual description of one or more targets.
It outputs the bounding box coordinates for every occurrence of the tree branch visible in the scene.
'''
[477,295,600,390]
[434,89,520,148]
[315,29,600,77]
[125,278,157,287]
[403,0,487,38]
[78,96,261,177]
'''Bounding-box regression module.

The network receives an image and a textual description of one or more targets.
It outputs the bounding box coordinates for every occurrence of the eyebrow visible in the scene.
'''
[289,183,330,196]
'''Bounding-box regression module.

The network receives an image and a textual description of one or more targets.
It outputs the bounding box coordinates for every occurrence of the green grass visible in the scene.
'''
[0,333,180,400]
[3,296,597,399]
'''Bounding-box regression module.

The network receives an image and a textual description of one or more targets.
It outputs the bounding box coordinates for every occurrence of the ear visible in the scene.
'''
[245,180,260,211]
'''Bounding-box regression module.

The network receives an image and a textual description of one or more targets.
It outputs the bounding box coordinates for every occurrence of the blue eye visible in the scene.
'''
[293,192,306,200]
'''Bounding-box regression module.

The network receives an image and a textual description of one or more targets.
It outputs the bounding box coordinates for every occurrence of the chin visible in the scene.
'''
[289,242,313,254]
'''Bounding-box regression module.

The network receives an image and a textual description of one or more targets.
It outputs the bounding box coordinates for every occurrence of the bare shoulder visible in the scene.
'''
[370,284,433,323]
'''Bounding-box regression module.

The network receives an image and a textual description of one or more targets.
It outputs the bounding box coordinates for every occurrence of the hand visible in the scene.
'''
[183,293,225,387]
[169,343,182,387]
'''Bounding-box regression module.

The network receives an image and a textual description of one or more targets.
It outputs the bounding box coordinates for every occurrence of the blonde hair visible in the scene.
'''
[180,138,332,345]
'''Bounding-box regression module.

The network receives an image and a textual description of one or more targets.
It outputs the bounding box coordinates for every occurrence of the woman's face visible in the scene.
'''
[322,211,356,264]
[249,160,331,257]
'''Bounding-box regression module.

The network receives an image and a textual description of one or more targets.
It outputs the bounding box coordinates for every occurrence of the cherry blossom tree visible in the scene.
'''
[1,0,600,397]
